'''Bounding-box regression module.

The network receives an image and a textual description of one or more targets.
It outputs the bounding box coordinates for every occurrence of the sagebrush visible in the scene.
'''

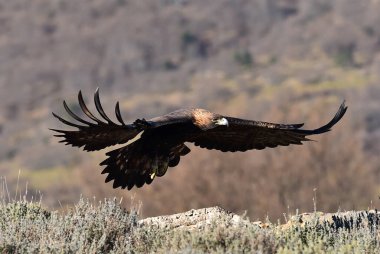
[0,199,379,253]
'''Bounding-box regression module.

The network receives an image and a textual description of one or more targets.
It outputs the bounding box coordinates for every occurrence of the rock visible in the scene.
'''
[138,206,253,230]
[139,207,380,231]
[283,210,380,230]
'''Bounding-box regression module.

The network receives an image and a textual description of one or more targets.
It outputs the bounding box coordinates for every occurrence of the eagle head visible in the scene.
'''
[214,117,229,127]
[192,109,229,130]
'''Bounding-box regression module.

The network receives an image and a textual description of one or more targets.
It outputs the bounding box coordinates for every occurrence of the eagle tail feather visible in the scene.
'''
[100,142,190,189]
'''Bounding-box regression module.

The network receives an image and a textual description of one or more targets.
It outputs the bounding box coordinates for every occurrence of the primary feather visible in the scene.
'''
[52,89,347,189]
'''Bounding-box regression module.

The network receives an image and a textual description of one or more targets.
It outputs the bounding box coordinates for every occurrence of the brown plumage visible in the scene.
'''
[51,89,347,190]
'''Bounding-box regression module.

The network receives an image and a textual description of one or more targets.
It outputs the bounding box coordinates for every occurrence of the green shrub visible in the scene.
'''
[234,50,253,67]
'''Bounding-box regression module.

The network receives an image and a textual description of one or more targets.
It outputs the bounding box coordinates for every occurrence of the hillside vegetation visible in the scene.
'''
[0,199,379,253]
[1,0,380,220]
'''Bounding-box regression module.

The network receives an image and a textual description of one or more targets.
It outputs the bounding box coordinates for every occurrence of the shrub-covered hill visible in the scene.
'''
[0,199,379,253]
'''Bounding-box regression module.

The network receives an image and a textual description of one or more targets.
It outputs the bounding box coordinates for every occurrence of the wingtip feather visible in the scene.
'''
[78,90,105,124]
[52,112,85,129]
[94,87,115,124]
[115,101,126,125]
[295,101,347,135]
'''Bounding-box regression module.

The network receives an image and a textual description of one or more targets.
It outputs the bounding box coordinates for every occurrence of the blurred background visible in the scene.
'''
[0,0,380,221]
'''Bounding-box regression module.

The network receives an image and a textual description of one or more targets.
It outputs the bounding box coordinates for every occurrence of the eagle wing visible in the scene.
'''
[51,89,140,151]
[188,102,347,152]
[52,90,194,189]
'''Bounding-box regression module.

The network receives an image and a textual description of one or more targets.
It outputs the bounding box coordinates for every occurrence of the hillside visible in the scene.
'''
[1,0,380,220]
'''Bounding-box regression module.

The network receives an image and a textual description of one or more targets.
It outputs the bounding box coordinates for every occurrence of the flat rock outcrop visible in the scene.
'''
[138,206,253,230]
[139,207,380,231]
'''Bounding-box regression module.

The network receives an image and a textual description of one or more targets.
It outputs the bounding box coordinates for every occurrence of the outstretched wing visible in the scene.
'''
[51,89,140,151]
[188,102,347,152]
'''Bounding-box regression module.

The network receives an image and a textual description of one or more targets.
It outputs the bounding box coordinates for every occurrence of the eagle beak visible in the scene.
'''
[215,118,229,127]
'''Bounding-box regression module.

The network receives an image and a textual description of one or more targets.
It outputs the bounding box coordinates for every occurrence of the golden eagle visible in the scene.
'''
[52,89,347,190]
